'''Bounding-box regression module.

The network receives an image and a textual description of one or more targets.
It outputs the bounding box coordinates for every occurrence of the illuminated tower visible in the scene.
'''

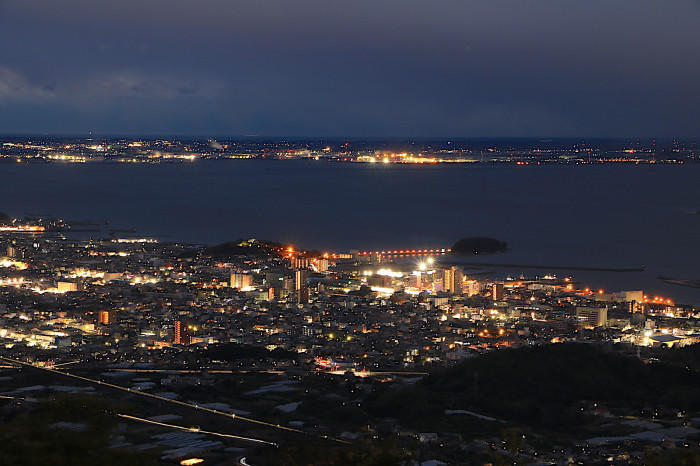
[294,269,308,290]
[174,320,190,345]
[315,259,329,273]
[230,273,253,290]
[98,310,116,325]
[467,280,481,296]
[576,306,607,328]
[492,283,504,301]
[443,266,463,295]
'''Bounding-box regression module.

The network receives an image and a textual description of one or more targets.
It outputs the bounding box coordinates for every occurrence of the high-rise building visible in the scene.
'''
[291,258,311,269]
[443,266,463,295]
[367,274,392,288]
[314,258,329,273]
[409,272,422,290]
[576,306,608,328]
[174,320,190,345]
[103,272,122,282]
[294,269,308,290]
[57,281,80,293]
[620,290,643,303]
[492,283,504,301]
[6,245,20,258]
[467,280,481,296]
[230,273,253,290]
[265,271,285,288]
[282,276,295,292]
[442,269,451,293]
[454,267,463,295]
[98,310,117,325]
[297,287,310,304]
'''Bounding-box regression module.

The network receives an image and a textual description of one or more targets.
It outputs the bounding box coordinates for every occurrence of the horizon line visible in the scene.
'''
[1,134,698,142]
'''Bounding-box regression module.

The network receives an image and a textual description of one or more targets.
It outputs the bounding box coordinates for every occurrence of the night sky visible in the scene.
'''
[1,0,699,138]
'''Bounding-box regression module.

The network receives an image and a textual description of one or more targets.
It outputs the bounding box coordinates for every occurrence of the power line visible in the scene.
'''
[116,413,278,447]
[0,355,349,444]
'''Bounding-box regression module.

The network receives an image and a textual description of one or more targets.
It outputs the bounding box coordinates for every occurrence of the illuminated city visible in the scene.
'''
[0,212,698,464]
[2,0,699,464]
[1,137,698,165]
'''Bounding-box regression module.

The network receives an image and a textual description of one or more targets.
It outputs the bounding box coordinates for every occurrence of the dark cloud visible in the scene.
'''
[0,0,699,137]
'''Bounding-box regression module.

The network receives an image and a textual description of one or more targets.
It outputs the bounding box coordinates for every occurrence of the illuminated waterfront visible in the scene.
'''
[1,160,698,304]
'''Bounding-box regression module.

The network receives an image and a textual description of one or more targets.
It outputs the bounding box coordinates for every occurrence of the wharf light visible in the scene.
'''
[376,269,402,278]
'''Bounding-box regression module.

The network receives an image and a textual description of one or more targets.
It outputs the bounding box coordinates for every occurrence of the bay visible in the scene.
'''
[2,160,698,304]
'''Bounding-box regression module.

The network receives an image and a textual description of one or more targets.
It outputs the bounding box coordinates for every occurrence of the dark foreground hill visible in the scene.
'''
[366,343,700,430]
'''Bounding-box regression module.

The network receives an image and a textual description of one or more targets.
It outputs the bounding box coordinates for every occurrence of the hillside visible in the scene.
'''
[366,343,700,429]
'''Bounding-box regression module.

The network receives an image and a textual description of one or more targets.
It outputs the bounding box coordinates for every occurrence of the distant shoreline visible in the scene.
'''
[1,156,693,166]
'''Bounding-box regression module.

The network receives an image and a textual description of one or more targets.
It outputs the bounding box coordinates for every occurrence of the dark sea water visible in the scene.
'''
[2,160,699,304]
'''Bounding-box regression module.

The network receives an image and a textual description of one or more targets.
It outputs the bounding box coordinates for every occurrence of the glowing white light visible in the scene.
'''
[377,269,403,278]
